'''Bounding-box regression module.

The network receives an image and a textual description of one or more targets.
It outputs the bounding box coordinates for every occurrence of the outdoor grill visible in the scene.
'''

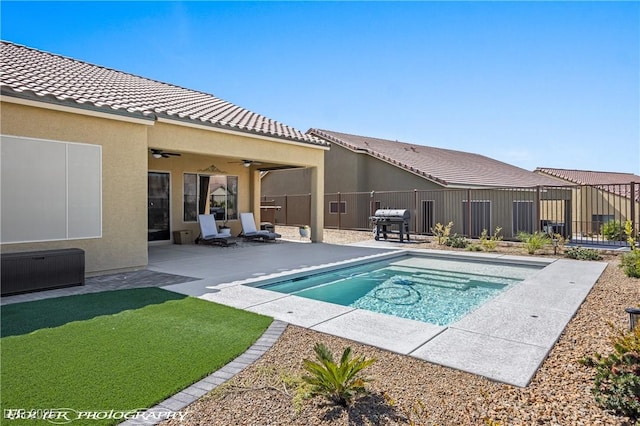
[369,209,411,243]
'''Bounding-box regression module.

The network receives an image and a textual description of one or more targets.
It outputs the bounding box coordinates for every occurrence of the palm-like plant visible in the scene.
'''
[302,342,375,407]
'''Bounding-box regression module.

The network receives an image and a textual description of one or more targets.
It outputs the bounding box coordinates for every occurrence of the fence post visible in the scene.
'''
[413,189,418,235]
[337,192,342,230]
[632,182,637,239]
[535,186,541,233]
[466,189,471,237]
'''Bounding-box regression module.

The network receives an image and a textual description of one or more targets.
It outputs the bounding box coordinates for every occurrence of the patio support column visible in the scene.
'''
[310,165,324,242]
[250,169,261,219]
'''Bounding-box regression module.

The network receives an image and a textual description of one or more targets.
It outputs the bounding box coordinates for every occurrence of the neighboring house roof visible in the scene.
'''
[0,41,327,147]
[309,128,559,188]
[535,167,640,201]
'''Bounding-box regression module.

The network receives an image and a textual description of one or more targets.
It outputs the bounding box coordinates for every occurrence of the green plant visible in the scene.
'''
[565,246,603,261]
[620,220,640,278]
[431,221,453,245]
[301,343,375,407]
[602,220,625,241]
[466,243,483,251]
[479,226,503,251]
[445,233,468,248]
[580,325,640,420]
[517,231,551,255]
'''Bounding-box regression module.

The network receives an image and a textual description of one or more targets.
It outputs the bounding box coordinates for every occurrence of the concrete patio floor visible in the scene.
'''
[155,240,608,387]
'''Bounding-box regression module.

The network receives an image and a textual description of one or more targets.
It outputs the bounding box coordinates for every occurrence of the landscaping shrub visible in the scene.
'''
[565,247,603,261]
[517,231,551,255]
[445,233,468,249]
[301,343,375,407]
[602,220,625,241]
[431,221,453,245]
[620,251,640,278]
[580,325,640,421]
[479,227,502,252]
[619,220,640,278]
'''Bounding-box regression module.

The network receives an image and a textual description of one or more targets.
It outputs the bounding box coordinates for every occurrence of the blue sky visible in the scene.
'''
[2,1,639,174]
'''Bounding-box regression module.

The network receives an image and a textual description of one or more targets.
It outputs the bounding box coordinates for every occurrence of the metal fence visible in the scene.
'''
[263,182,639,246]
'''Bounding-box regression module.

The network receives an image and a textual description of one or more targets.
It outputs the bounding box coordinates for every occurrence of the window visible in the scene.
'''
[183,174,198,222]
[1,135,102,243]
[422,200,435,234]
[329,201,347,214]
[512,201,534,234]
[462,200,491,237]
[184,174,237,222]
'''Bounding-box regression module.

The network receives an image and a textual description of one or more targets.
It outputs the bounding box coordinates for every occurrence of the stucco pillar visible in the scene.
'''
[250,169,261,218]
[310,165,324,242]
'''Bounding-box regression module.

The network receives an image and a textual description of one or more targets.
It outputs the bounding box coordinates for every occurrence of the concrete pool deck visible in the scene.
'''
[156,241,607,387]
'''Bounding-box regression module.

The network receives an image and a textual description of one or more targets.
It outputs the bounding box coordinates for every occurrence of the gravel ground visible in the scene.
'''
[164,227,639,426]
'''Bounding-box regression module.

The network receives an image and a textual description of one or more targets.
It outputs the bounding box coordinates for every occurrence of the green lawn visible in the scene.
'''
[1,288,273,425]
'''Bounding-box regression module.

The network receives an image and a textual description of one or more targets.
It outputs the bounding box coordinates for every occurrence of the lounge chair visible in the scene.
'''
[240,212,281,242]
[197,214,236,246]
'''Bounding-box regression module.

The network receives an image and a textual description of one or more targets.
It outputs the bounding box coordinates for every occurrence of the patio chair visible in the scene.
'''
[197,214,236,247]
[240,212,281,242]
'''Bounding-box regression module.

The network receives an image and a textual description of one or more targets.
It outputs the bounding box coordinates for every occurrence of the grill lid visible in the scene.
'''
[372,209,410,220]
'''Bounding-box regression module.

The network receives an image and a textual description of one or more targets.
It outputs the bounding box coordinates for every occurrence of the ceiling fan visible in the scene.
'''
[150,149,181,159]
[228,159,263,168]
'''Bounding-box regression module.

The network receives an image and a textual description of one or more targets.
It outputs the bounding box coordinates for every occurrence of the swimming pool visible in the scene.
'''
[256,253,543,326]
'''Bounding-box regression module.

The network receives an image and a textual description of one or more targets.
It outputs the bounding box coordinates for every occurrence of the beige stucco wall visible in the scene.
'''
[1,101,327,275]
[147,121,325,241]
[148,152,253,238]
[262,143,444,196]
[1,101,150,274]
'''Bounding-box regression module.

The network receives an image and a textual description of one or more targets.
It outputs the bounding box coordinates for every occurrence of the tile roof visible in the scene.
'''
[535,168,640,201]
[309,129,560,188]
[0,41,327,147]
[535,168,640,185]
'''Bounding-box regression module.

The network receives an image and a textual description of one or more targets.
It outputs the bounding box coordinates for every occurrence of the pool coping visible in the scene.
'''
[163,248,607,387]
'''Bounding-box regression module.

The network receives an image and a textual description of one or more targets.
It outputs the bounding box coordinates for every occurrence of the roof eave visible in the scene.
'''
[0,87,156,122]
[156,115,330,150]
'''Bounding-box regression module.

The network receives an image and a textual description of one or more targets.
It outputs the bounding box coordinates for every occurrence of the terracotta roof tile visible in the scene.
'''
[0,41,327,147]
[309,129,560,188]
[535,168,640,201]
[534,168,640,185]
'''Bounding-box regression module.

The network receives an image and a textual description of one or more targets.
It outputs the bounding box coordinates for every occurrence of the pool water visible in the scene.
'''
[258,255,542,326]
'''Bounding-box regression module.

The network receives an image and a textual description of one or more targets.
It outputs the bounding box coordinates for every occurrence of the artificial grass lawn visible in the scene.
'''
[1,288,272,425]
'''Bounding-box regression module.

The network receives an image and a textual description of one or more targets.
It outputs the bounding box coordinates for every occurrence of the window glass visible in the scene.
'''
[183,173,197,222]
[184,174,237,222]
[329,201,347,214]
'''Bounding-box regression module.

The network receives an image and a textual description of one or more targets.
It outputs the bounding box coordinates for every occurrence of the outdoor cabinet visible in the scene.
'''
[1,248,85,296]
[172,230,193,244]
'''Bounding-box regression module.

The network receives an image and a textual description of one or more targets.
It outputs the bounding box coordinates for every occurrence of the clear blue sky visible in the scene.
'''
[2,1,639,174]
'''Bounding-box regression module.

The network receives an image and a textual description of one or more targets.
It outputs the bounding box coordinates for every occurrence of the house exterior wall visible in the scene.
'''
[147,121,325,241]
[261,142,446,228]
[1,101,327,274]
[1,101,149,273]
[355,153,443,192]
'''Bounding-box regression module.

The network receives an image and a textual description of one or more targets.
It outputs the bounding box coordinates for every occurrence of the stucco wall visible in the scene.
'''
[262,143,444,196]
[1,102,149,274]
[147,122,326,241]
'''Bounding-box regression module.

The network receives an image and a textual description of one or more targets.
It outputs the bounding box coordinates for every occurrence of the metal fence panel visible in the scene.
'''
[264,182,639,245]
